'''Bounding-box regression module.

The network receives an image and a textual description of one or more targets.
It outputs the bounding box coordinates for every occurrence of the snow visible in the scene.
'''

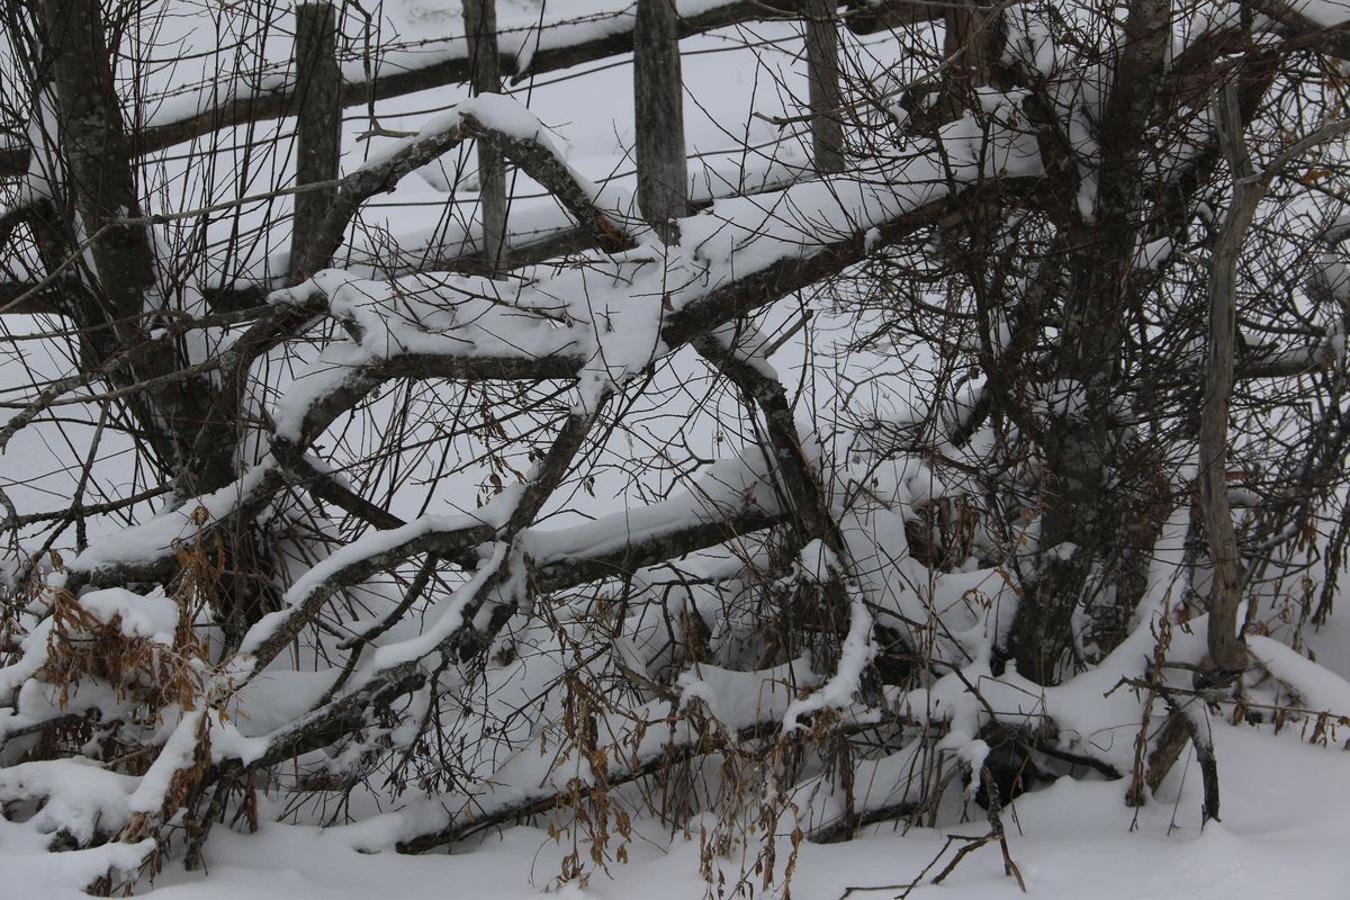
[267,113,1037,460]
[521,453,781,565]
[326,657,820,855]
[1134,236,1173,272]
[70,462,277,575]
[0,757,140,845]
[226,668,337,736]
[9,722,1349,900]
[783,582,876,730]
[133,0,816,163]
[1293,1,1350,28]
[127,709,204,815]
[798,538,839,583]
[1248,635,1350,717]
[676,656,818,729]
[2,830,154,900]
[361,541,507,674]
[352,94,572,175]
[0,616,59,703]
[78,587,180,644]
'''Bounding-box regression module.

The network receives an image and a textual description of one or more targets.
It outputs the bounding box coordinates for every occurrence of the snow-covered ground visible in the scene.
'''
[8,719,1348,899]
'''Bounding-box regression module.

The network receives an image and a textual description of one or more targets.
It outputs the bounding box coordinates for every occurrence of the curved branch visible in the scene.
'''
[291,96,638,279]
[695,333,845,553]
[243,393,610,676]
[226,506,787,771]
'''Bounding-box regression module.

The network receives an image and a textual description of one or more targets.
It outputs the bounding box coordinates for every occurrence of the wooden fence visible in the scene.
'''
[0,1,939,180]
[1,0,949,311]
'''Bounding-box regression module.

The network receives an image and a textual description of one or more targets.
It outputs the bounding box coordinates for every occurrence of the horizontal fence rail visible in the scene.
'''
[0,1,936,179]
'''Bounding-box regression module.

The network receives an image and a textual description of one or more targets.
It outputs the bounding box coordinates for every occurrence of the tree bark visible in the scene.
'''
[1200,85,1260,674]
[38,0,230,490]
[1012,0,1173,683]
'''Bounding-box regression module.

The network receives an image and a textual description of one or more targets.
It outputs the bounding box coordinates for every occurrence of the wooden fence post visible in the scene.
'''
[634,0,688,240]
[937,0,996,122]
[804,0,844,173]
[290,2,342,280]
[464,0,508,272]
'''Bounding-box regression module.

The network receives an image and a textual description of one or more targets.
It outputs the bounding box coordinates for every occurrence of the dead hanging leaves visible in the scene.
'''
[549,672,635,888]
[41,587,205,716]
[173,503,228,630]
[13,509,232,894]
[39,511,218,719]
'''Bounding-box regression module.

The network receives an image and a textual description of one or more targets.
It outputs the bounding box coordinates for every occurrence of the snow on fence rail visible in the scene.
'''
[0,0,936,181]
[2,0,867,313]
[1,0,1348,183]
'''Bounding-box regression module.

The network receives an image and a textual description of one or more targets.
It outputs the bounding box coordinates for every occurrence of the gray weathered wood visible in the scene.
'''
[804,0,844,173]
[1200,85,1260,677]
[289,3,343,280]
[464,0,508,272]
[634,0,689,238]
